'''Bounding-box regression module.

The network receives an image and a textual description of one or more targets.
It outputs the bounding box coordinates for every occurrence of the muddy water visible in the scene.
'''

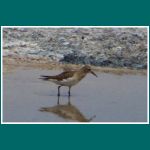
[3,68,147,123]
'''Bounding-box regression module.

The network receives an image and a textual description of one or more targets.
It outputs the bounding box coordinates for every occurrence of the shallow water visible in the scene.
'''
[3,68,147,123]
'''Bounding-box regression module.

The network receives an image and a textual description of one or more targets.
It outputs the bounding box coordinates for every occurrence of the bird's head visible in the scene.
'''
[82,65,97,77]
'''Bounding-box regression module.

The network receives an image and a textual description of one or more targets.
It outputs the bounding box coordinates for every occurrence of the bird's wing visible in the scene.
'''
[40,71,75,81]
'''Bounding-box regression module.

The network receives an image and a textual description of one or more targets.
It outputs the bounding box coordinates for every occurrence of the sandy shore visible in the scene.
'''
[3,56,147,75]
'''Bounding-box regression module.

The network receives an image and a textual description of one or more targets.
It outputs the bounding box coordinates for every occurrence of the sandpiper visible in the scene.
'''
[40,65,97,96]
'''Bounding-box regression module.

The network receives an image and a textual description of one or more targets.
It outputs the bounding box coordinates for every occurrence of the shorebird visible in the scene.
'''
[40,65,97,96]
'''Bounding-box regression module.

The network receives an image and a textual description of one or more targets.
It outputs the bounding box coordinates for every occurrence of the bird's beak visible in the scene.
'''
[90,70,98,77]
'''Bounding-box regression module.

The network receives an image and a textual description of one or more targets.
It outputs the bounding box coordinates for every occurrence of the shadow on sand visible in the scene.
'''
[39,96,96,122]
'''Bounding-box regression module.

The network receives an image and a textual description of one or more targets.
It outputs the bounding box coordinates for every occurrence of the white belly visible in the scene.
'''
[49,77,79,87]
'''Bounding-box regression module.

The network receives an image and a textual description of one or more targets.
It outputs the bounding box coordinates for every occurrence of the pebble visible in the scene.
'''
[3,28,147,69]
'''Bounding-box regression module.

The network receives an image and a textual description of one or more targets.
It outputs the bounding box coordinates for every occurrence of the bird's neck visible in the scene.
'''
[75,69,87,81]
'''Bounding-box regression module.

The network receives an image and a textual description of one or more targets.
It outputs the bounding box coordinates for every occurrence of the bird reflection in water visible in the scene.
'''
[40,96,96,122]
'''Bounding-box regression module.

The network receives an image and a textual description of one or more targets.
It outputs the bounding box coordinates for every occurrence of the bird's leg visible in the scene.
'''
[57,95,60,105]
[68,86,71,96]
[58,86,61,96]
[68,95,71,105]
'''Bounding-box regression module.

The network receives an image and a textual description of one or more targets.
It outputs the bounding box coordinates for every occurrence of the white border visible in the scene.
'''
[1,26,149,124]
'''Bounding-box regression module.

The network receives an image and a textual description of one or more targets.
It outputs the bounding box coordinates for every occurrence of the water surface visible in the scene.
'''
[3,68,147,123]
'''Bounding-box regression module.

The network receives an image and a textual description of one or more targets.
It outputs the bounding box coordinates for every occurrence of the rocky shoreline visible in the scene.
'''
[3,27,147,69]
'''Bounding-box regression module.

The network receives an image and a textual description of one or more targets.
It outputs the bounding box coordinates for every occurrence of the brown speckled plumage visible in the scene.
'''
[40,65,97,96]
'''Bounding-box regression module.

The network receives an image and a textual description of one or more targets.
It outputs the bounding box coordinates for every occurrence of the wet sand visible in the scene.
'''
[3,67,147,123]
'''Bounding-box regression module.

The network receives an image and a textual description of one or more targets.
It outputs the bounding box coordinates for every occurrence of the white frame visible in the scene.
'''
[1,26,149,124]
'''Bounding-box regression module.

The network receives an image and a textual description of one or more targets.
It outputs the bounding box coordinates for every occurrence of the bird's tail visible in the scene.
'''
[39,107,48,111]
[39,75,51,81]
